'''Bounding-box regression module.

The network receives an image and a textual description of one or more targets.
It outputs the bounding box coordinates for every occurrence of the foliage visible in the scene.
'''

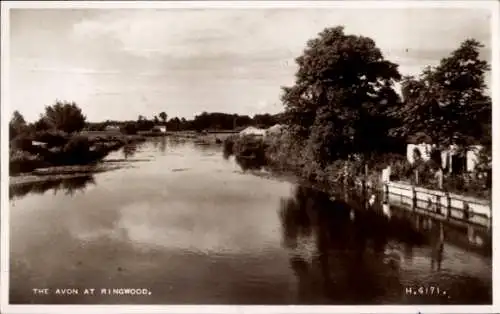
[43,101,87,134]
[136,116,155,132]
[9,110,28,140]
[10,136,33,152]
[9,150,46,175]
[222,135,236,158]
[281,26,402,165]
[393,39,491,148]
[165,117,179,131]
[33,116,54,132]
[159,112,168,124]
[86,122,108,132]
[252,113,279,128]
[63,135,92,156]
[121,122,138,135]
[264,129,308,172]
[32,130,70,148]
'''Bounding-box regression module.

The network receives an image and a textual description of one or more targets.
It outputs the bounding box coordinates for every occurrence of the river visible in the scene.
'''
[9,137,492,305]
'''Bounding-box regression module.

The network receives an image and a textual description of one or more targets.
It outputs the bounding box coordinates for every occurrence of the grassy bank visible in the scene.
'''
[224,131,491,200]
[9,130,146,175]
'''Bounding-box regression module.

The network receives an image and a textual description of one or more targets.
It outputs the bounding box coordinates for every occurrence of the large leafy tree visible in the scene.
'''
[394,39,491,149]
[282,26,402,164]
[43,101,87,134]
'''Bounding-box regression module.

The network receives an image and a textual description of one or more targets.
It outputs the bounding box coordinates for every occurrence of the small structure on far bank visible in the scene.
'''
[265,124,283,136]
[239,126,266,137]
[152,125,167,133]
[105,124,121,132]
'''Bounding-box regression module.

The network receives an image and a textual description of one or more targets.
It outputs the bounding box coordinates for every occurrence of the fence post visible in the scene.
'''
[415,169,419,185]
[463,202,470,221]
[437,169,443,190]
[436,194,441,215]
[412,186,417,211]
[445,192,451,219]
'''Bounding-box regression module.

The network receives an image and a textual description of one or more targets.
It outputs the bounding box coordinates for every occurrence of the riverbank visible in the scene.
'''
[9,163,127,187]
[223,131,491,201]
[9,130,147,175]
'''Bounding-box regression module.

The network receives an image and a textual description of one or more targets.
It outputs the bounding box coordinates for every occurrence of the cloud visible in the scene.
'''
[71,8,491,59]
[10,8,493,121]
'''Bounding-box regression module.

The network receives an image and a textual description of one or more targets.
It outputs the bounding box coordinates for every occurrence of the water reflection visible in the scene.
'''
[279,185,429,303]
[235,156,264,171]
[165,137,187,149]
[10,175,96,200]
[8,140,492,305]
[122,144,138,159]
[159,136,167,153]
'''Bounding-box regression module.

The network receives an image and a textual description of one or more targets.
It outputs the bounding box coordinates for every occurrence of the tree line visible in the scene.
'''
[9,104,284,139]
[88,112,284,134]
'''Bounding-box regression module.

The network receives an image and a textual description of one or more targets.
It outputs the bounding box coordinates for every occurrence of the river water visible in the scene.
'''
[9,138,492,304]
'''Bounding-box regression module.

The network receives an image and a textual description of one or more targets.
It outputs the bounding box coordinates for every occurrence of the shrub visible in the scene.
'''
[264,130,307,172]
[222,135,236,158]
[9,150,46,175]
[10,136,33,151]
[32,130,69,148]
[61,136,93,164]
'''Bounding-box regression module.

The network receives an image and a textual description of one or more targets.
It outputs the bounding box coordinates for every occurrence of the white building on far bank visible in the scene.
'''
[239,126,266,137]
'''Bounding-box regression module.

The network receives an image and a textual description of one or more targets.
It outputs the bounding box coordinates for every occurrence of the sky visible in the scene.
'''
[9,7,492,122]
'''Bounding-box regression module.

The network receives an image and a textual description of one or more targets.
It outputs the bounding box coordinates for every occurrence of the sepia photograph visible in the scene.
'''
[1,1,497,313]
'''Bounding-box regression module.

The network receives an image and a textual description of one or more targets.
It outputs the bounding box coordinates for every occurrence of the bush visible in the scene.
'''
[10,136,33,151]
[32,130,69,148]
[264,130,307,172]
[60,136,93,164]
[9,150,46,175]
[222,135,236,158]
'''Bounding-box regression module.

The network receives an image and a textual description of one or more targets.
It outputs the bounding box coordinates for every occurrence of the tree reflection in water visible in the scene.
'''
[159,136,167,153]
[151,137,168,154]
[10,175,96,200]
[122,144,138,159]
[279,185,428,304]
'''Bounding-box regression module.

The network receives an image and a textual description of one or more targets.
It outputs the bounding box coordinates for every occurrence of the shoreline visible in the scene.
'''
[9,164,125,188]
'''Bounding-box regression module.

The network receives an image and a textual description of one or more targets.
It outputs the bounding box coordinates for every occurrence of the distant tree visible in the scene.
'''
[253,114,277,128]
[153,115,159,125]
[393,39,491,149]
[121,122,138,135]
[43,101,86,134]
[136,116,154,132]
[9,110,28,139]
[167,117,181,131]
[159,112,168,124]
[282,26,402,164]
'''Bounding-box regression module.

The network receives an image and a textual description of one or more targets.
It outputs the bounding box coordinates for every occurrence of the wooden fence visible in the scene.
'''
[383,181,492,232]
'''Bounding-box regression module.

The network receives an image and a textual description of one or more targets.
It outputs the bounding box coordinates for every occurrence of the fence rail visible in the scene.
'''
[384,180,492,232]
